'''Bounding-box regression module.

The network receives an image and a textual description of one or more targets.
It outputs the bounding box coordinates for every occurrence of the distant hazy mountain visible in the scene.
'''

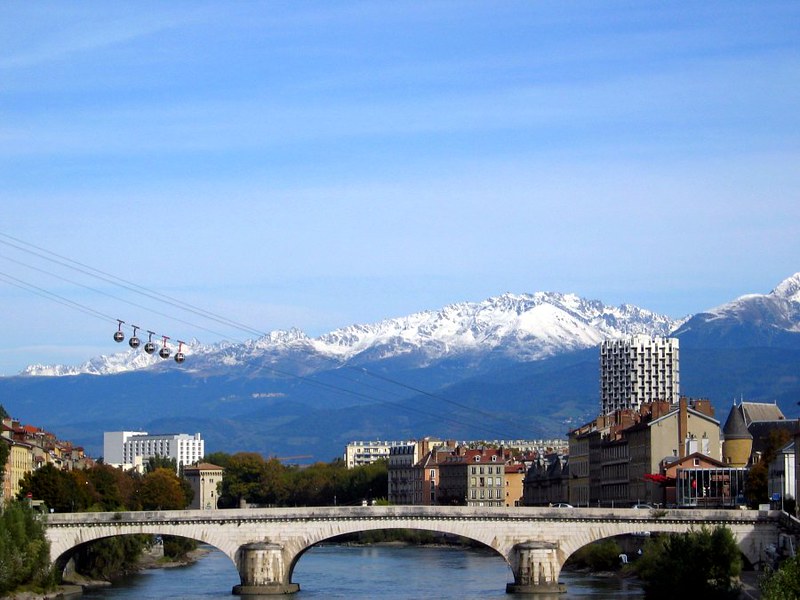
[4,275,799,462]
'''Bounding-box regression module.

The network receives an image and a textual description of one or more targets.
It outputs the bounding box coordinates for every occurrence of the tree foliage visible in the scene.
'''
[145,455,178,473]
[215,453,387,508]
[0,500,54,595]
[0,440,9,489]
[635,526,742,599]
[139,468,191,510]
[568,539,624,571]
[18,464,92,512]
[760,554,800,600]
[72,535,150,580]
[0,404,10,488]
[745,428,792,508]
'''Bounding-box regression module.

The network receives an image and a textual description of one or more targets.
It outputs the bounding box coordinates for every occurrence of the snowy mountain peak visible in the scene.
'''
[772,272,800,302]
[17,289,684,377]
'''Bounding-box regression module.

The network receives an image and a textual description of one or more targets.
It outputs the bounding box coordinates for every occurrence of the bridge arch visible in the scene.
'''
[52,532,236,579]
[282,522,511,587]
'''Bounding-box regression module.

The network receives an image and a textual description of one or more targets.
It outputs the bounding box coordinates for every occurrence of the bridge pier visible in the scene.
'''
[506,542,566,595]
[232,542,299,596]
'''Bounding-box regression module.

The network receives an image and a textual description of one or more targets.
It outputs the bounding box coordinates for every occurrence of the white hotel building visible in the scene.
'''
[600,335,680,415]
[104,431,205,472]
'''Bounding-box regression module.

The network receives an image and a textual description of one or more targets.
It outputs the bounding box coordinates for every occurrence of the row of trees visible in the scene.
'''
[17,452,387,512]
[18,460,193,513]
[205,452,388,508]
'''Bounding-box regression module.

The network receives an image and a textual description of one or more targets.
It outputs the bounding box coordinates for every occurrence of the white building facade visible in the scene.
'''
[103,431,147,465]
[600,335,680,415]
[344,440,417,469]
[104,431,204,471]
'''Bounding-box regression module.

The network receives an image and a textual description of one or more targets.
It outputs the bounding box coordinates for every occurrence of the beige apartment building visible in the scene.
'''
[2,439,33,504]
[438,448,507,507]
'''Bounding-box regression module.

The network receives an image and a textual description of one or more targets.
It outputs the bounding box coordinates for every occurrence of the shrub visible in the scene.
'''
[635,526,741,599]
[760,555,800,600]
[569,539,624,571]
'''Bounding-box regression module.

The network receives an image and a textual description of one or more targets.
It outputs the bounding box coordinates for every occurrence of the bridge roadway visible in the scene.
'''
[46,505,781,595]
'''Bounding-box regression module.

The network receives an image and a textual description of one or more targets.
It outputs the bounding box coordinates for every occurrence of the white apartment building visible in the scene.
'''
[344,440,418,469]
[103,431,147,465]
[600,335,680,415]
[104,431,205,471]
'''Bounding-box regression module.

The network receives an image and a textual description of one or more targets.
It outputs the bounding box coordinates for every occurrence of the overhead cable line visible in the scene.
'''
[0,255,232,340]
[0,272,115,323]
[0,232,265,338]
[0,231,533,438]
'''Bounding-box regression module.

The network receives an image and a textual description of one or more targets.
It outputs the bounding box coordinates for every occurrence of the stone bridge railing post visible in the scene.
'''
[232,542,299,596]
[506,541,566,595]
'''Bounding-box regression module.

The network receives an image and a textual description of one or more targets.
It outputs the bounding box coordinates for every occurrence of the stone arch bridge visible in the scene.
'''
[46,506,781,595]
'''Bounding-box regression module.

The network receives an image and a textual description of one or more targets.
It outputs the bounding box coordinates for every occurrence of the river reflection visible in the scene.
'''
[81,544,644,599]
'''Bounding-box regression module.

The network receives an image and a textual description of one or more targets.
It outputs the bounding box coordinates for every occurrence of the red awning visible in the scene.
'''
[643,473,672,484]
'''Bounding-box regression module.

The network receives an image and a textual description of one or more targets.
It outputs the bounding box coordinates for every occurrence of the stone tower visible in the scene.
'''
[721,403,753,467]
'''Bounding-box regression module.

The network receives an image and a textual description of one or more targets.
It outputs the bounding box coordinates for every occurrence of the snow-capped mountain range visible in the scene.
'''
[21,291,683,377]
[19,272,800,378]
[6,273,799,461]
[673,272,800,346]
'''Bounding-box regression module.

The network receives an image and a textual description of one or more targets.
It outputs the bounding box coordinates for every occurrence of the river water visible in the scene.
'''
[81,544,644,599]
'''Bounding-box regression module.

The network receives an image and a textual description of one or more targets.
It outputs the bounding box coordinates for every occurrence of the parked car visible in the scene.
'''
[632,503,654,510]
[552,503,574,508]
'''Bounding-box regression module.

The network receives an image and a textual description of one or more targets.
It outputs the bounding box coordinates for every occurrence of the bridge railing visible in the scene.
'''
[45,505,778,527]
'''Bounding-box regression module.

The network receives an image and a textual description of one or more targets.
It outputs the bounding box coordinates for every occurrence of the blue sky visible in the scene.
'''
[1,1,798,375]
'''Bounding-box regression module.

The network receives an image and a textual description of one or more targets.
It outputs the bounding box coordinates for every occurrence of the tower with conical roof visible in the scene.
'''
[721,403,753,467]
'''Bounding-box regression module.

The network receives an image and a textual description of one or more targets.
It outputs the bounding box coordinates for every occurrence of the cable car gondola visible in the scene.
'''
[113,320,125,342]
[159,335,171,359]
[129,325,141,349]
[174,340,186,364]
[144,330,156,355]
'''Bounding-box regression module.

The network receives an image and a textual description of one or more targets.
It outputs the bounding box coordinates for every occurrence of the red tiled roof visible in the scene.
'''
[184,462,224,472]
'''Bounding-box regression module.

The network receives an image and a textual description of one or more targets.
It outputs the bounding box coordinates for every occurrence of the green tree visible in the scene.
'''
[0,439,9,489]
[0,500,54,595]
[139,468,189,510]
[203,451,231,469]
[72,535,149,581]
[145,455,178,473]
[760,554,800,599]
[569,539,624,571]
[162,535,197,560]
[217,452,268,507]
[83,464,137,511]
[636,526,742,599]
[0,405,10,489]
[746,429,792,508]
[18,463,92,512]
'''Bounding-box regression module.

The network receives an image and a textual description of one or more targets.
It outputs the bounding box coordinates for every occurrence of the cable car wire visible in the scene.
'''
[0,231,534,438]
[0,232,265,338]
[0,255,233,340]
